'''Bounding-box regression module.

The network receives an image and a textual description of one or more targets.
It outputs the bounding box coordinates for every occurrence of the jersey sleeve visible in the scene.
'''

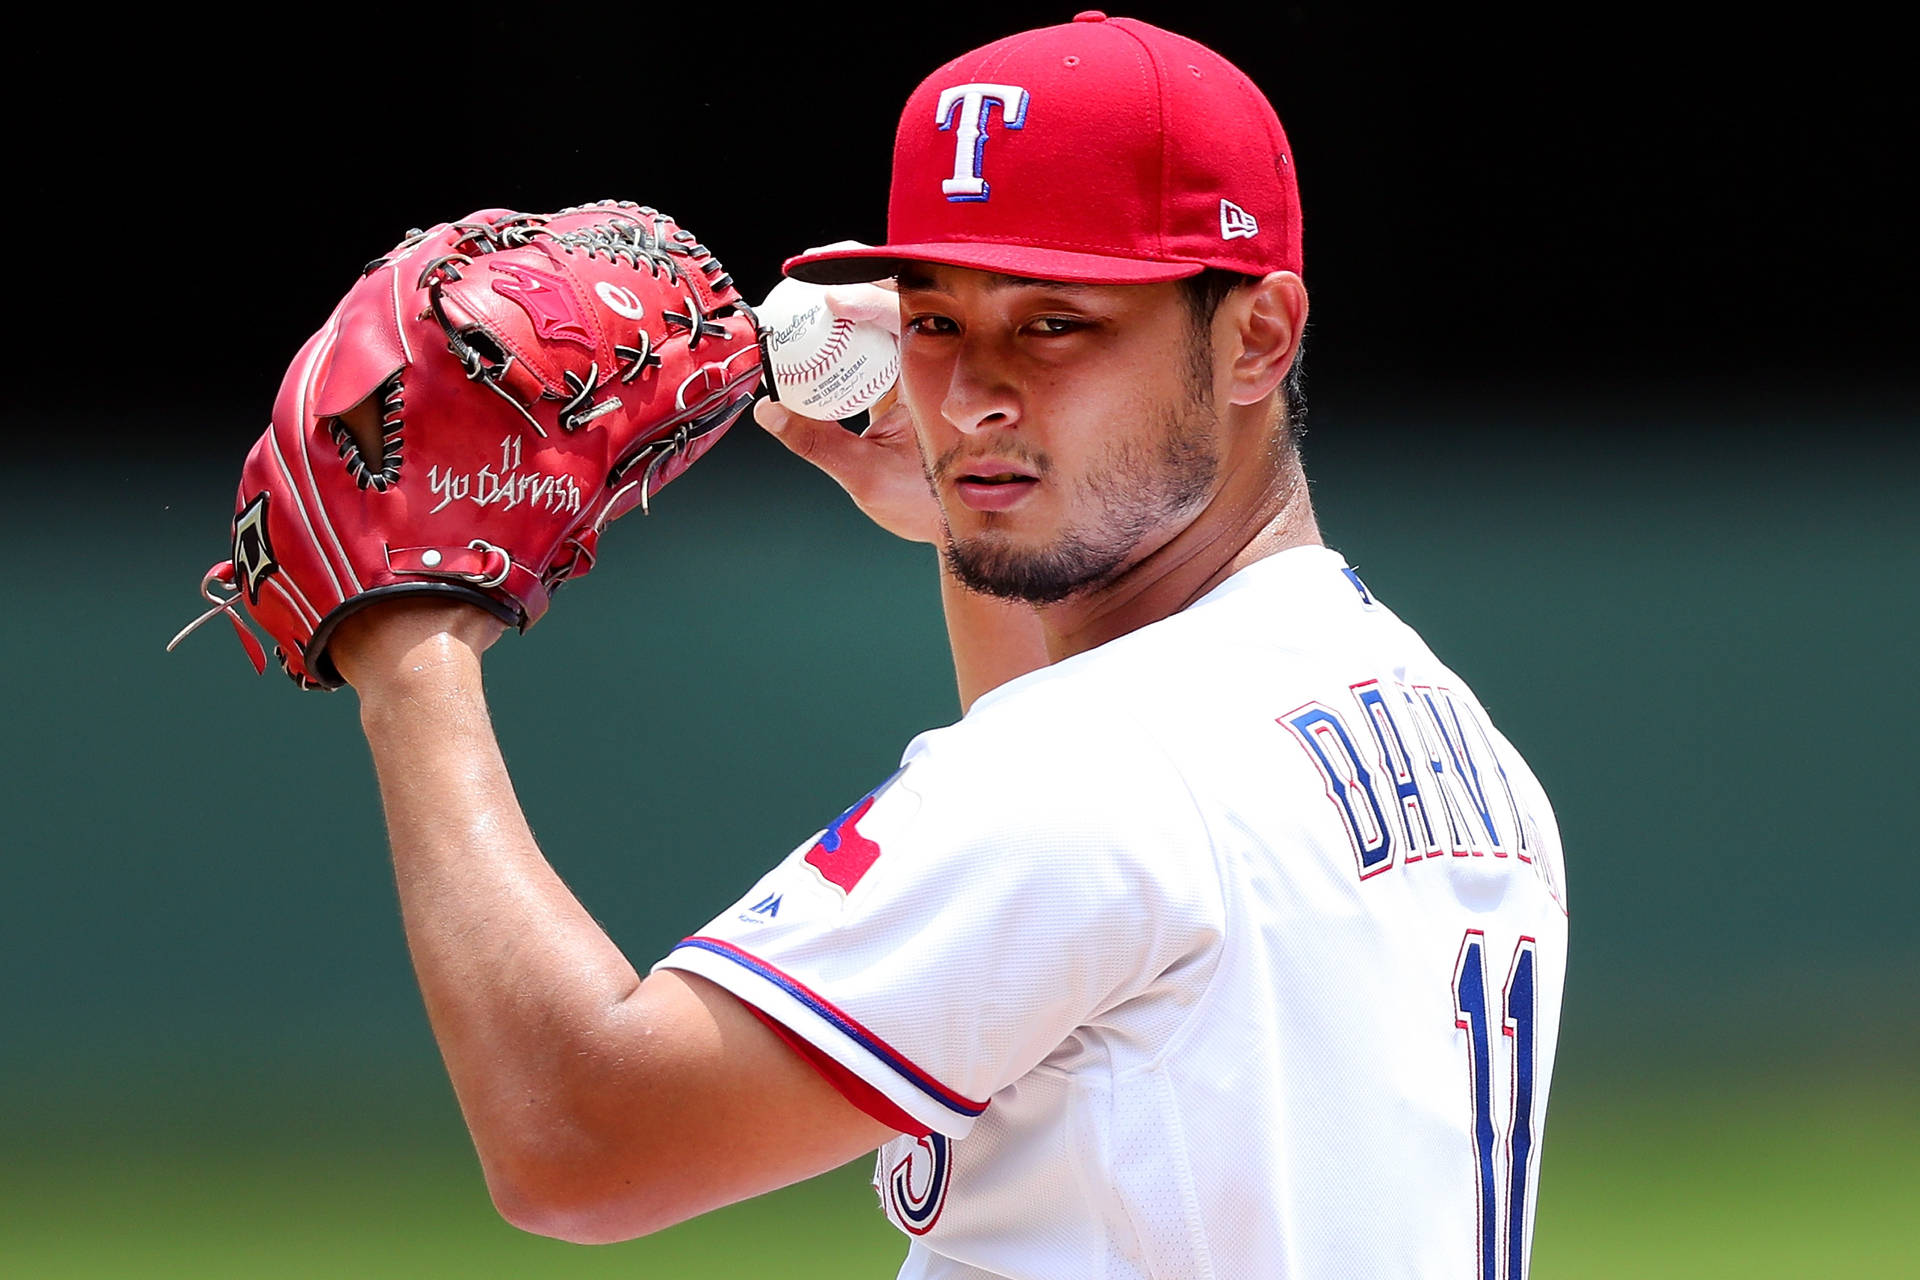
[652,701,1223,1139]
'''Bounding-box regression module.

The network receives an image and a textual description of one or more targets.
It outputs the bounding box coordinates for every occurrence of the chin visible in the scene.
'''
[943,531,1131,605]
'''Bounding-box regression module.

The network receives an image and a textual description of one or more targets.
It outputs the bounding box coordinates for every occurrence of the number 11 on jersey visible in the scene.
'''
[1453,930,1539,1280]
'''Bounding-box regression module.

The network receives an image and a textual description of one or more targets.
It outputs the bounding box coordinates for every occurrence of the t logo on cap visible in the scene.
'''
[936,83,1030,202]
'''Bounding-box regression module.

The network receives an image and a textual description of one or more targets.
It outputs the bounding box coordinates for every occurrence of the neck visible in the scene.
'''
[1036,439,1320,661]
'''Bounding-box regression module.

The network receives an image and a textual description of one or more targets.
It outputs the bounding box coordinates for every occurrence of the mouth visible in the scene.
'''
[952,463,1040,511]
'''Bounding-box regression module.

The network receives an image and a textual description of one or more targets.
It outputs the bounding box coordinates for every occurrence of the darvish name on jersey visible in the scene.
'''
[658,549,1568,1280]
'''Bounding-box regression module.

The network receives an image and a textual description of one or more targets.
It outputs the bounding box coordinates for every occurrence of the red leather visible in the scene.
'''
[208,202,762,689]
[311,271,410,419]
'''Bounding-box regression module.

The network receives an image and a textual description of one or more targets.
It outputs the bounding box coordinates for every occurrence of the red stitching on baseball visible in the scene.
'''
[820,361,898,418]
[772,318,858,385]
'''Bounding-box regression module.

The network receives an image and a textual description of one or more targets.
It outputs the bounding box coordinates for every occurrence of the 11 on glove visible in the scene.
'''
[171,202,763,689]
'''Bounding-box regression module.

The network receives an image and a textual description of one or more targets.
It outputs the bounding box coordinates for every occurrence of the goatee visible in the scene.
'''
[940,398,1219,605]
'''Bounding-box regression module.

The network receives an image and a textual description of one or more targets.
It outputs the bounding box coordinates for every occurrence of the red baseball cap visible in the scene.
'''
[784,12,1302,286]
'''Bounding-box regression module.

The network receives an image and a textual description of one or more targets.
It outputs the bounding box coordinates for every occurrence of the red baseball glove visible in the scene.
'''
[171,201,763,689]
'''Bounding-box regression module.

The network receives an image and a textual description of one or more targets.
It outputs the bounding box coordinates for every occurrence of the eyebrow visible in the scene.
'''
[895,267,1094,294]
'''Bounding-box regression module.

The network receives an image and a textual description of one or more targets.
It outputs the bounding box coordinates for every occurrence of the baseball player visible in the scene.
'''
[316,14,1567,1279]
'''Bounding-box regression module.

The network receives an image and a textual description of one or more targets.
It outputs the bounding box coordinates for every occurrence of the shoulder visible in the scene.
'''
[859,670,1220,923]
[905,675,1204,842]
[910,624,1212,813]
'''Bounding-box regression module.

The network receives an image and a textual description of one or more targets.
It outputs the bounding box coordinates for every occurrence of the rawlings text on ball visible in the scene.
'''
[758,277,900,421]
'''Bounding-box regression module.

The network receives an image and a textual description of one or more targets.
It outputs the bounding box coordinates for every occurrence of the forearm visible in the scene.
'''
[938,554,1052,712]
[337,614,897,1241]
[353,637,642,1174]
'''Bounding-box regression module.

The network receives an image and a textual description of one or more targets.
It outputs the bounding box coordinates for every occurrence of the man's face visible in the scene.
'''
[896,266,1223,604]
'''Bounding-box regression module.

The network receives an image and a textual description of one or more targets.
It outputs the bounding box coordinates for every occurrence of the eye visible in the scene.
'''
[905,313,958,336]
[1026,316,1085,336]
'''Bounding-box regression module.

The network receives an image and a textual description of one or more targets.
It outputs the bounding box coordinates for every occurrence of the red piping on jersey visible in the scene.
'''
[678,935,990,1117]
[742,1004,931,1138]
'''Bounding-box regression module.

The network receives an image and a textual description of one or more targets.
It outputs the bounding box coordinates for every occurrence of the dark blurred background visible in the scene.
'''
[4,6,1914,1276]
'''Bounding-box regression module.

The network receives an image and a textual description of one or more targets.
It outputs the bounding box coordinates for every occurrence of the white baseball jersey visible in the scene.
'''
[657,545,1568,1279]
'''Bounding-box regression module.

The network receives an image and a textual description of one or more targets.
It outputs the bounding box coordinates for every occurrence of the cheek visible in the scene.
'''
[1055,373,1176,448]
[898,345,950,415]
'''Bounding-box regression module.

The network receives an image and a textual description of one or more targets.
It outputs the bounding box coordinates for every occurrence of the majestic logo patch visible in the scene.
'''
[232,491,279,606]
[490,261,594,347]
[936,83,1029,202]
[750,893,783,918]
[1220,199,1260,240]
[884,1134,952,1236]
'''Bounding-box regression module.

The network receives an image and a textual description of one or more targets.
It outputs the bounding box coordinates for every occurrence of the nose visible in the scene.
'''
[940,334,1019,435]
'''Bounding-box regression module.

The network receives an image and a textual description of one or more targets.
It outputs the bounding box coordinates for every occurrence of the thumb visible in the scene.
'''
[754,397,870,487]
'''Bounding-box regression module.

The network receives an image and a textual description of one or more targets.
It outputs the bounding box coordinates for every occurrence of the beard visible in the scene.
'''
[933,378,1221,605]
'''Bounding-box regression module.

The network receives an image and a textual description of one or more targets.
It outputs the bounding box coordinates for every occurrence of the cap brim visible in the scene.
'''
[784,241,1207,287]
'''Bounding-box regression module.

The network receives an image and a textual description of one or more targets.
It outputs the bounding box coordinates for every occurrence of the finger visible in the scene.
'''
[800,239,872,256]
[753,396,797,435]
[822,282,902,336]
[862,381,900,426]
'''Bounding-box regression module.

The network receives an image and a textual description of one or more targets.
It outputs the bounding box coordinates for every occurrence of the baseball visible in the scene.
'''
[758,277,900,421]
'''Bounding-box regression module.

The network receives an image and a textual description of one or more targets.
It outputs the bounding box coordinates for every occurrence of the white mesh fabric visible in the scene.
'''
[657,546,1569,1280]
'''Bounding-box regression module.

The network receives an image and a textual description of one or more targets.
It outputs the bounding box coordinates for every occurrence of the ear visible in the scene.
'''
[1223,272,1308,407]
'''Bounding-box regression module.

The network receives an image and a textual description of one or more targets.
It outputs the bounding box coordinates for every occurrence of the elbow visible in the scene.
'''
[487,1174,675,1243]
[478,1136,687,1245]
[459,1062,685,1242]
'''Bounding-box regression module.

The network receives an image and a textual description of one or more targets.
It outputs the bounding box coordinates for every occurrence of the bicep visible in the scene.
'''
[487,968,898,1244]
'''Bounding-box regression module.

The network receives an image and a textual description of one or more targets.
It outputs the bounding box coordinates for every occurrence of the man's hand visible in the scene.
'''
[754,281,944,544]
[752,277,1052,708]
[755,389,944,544]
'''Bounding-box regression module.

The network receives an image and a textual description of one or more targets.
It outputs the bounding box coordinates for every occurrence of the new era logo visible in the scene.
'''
[1220,199,1259,241]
